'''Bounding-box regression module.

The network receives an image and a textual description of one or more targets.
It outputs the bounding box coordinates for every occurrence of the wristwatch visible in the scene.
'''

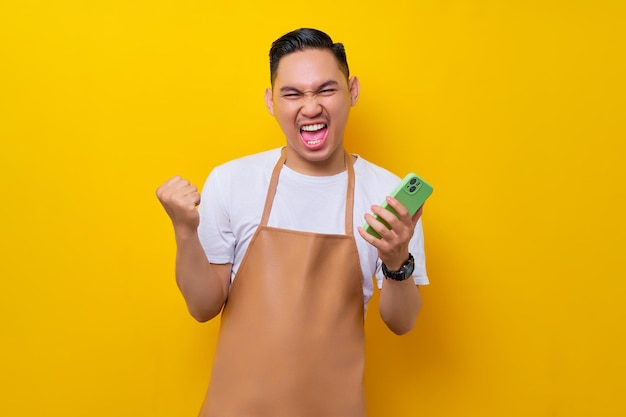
[382,253,415,281]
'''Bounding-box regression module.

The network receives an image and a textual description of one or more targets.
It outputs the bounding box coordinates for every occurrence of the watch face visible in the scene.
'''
[383,254,414,281]
[403,259,415,278]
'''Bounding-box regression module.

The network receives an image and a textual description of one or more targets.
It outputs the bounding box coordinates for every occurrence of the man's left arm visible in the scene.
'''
[358,198,424,335]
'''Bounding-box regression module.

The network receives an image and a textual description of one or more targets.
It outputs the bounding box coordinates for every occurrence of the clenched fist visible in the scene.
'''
[156,176,201,233]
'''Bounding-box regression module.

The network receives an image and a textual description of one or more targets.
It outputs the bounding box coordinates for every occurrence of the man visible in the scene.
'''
[156,28,429,417]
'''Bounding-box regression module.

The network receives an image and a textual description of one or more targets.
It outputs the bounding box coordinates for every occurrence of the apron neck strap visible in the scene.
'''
[260,147,356,236]
[343,151,356,235]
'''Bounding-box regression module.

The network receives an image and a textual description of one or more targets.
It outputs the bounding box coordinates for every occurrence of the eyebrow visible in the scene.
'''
[279,80,340,94]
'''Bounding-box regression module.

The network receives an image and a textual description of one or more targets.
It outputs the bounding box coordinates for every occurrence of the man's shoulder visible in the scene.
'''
[353,154,402,189]
[209,148,282,182]
[215,148,282,172]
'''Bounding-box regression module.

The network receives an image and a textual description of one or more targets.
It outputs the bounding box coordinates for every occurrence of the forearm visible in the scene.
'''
[379,279,422,335]
[175,230,228,322]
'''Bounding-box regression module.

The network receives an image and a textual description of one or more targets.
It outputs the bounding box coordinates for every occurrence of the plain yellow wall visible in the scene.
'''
[1,1,625,416]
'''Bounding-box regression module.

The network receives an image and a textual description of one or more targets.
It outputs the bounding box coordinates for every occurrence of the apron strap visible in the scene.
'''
[344,151,356,236]
[259,147,356,236]
[259,148,287,226]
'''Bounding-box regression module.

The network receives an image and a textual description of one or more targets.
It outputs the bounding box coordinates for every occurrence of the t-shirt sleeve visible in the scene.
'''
[197,167,236,264]
[410,218,429,285]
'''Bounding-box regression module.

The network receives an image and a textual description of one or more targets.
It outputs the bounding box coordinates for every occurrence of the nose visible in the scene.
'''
[300,93,323,118]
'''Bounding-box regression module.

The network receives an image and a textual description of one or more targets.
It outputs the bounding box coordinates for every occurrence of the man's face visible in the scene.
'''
[265,48,359,175]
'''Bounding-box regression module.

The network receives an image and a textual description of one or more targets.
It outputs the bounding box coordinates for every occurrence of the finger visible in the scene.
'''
[411,205,424,225]
[163,176,186,190]
[371,204,401,232]
[177,183,198,197]
[167,181,196,199]
[157,176,187,198]
[185,191,201,208]
[166,175,183,184]
[363,212,392,240]
[182,186,201,208]
[357,225,385,249]
[384,196,410,220]
[176,191,201,211]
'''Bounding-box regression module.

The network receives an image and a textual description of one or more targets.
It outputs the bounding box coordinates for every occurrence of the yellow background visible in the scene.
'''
[1,1,625,416]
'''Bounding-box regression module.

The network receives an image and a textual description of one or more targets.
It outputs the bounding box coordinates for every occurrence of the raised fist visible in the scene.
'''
[156,176,201,232]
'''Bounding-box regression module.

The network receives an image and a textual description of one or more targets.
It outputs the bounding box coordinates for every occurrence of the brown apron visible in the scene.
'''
[199,148,367,417]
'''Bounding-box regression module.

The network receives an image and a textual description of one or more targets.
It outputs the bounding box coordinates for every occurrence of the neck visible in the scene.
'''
[284,147,349,176]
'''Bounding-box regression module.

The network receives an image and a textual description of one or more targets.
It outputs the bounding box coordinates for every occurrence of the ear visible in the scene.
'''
[264,88,274,116]
[348,76,360,106]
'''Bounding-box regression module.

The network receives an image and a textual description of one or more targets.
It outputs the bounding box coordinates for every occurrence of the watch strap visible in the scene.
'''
[382,253,415,281]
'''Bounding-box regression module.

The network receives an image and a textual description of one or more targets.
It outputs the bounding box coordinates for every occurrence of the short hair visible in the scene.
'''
[269,28,350,86]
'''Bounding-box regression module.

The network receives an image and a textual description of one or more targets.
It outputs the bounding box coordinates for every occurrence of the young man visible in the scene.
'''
[156,28,429,417]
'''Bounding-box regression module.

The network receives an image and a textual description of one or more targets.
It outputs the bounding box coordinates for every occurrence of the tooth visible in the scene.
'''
[302,123,325,131]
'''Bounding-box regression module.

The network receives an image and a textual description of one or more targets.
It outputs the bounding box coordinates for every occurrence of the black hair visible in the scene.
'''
[269,28,350,86]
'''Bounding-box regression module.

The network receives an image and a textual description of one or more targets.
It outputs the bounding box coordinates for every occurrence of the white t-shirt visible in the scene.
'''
[198,148,429,308]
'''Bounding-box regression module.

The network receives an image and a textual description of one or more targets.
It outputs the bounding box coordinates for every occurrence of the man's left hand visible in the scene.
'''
[358,196,423,270]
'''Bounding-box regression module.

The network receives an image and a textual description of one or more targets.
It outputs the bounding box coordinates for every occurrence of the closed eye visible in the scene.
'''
[281,91,302,99]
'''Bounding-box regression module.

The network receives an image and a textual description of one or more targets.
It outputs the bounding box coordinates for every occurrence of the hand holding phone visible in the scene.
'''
[363,173,433,239]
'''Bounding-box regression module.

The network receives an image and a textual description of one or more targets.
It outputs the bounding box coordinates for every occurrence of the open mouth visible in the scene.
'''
[300,123,328,149]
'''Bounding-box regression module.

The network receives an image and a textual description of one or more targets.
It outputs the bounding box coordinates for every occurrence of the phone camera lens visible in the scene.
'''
[409,185,417,193]
[410,178,417,185]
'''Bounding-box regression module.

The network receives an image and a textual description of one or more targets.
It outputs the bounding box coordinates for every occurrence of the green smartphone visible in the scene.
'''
[364,173,433,239]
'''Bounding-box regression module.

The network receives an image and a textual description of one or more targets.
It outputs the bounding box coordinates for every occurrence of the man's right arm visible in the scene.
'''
[156,176,231,322]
